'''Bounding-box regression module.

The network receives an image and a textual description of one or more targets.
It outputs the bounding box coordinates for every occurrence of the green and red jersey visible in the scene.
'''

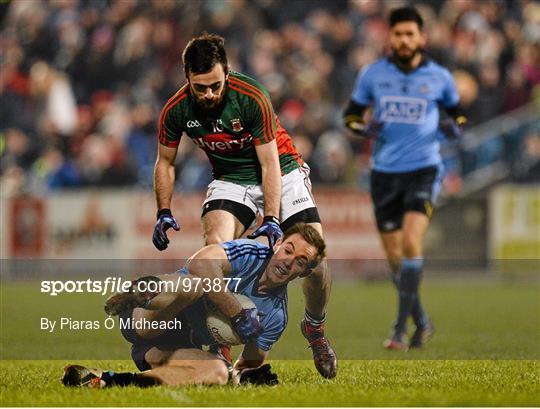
[158,71,303,184]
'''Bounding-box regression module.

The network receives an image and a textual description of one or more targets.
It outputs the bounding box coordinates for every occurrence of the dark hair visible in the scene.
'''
[389,6,424,30]
[182,33,228,76]
[282,223,326,268]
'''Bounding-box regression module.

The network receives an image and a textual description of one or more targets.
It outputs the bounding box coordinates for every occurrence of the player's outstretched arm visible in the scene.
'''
[153,144,180,250]
[249,140,283,247]
[254,139,281,220]
[154,144,178,213]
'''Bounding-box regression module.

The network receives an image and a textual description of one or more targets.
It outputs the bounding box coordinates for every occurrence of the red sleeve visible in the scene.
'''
[228,77,277,145]
[157,89,188,147]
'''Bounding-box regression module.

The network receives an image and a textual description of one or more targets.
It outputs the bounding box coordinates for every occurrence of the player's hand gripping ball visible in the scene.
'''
[206,294,263,345]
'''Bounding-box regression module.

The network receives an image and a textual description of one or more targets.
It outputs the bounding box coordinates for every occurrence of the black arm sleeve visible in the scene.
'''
[343,99,368,123]
[444,104,467,126]
[343,99,369,134]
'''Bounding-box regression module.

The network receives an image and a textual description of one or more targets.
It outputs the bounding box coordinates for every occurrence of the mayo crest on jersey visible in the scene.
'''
[352,56,460,172]
[158,71,303,184]
[179,239,287,351]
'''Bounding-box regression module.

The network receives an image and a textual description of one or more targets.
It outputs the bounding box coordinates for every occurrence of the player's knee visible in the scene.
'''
[402,233,422,258]
[209,360,229,385]
[144,347,171,368]
[204,232,226,245]
[385,247,402,262]
[131,310,167,340]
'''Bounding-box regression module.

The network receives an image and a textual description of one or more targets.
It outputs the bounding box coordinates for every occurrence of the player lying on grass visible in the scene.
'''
[62,223,326,388]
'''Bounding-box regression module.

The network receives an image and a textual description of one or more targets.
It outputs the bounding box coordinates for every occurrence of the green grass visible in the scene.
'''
[1,280,539,406]
[1,360,538,406]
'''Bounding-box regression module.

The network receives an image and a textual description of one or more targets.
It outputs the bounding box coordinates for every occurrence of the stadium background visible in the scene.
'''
[0,0,539,406]
[1,0,539,263]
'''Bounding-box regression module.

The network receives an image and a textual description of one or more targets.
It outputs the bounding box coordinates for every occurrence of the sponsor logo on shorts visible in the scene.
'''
[292,197,309,206]
[380,96,427,124]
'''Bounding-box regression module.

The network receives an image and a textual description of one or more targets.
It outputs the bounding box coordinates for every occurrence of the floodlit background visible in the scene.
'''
[1,0,539,264]
[1,0,538,265]
[0,1,539,406]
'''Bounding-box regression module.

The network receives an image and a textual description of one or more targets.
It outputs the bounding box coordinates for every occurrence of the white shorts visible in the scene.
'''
[202,164,320,230]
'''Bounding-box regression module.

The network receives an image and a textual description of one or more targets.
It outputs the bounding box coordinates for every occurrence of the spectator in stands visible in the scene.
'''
[0,0,538,193]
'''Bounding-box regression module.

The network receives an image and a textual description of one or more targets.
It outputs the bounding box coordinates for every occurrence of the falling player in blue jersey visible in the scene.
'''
[343,7,466,350]
[62,223,326,387]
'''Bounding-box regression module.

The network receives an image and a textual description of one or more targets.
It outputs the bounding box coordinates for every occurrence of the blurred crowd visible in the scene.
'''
[1,0,539,195]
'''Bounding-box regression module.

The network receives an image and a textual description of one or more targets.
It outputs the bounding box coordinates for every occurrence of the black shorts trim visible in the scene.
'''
[281,207,321,232]
[201,199,256,231]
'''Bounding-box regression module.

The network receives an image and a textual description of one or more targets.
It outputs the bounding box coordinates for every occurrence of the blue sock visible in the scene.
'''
[392,263,428,329]
[390,269,407,334]
[411,289,428,329]
[394,258,423,335]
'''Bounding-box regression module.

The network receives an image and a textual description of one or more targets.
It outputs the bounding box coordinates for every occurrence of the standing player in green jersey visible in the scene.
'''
[152,33,336,379]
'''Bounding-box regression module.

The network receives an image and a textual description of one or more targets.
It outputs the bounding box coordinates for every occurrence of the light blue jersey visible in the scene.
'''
[180,239,287,352]
[352,56,460,173]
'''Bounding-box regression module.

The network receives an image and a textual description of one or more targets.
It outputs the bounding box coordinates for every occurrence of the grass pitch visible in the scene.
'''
[1,279,539,406]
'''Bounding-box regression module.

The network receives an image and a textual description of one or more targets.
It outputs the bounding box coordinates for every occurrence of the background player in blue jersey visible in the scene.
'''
[62,223,326,387]
[343,7,466,351]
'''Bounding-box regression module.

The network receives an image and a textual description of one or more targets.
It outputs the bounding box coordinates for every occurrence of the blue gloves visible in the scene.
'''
[439,118,463,140]
[152,209,180,251]
[247,216,283,248]
[231,308,264,343]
